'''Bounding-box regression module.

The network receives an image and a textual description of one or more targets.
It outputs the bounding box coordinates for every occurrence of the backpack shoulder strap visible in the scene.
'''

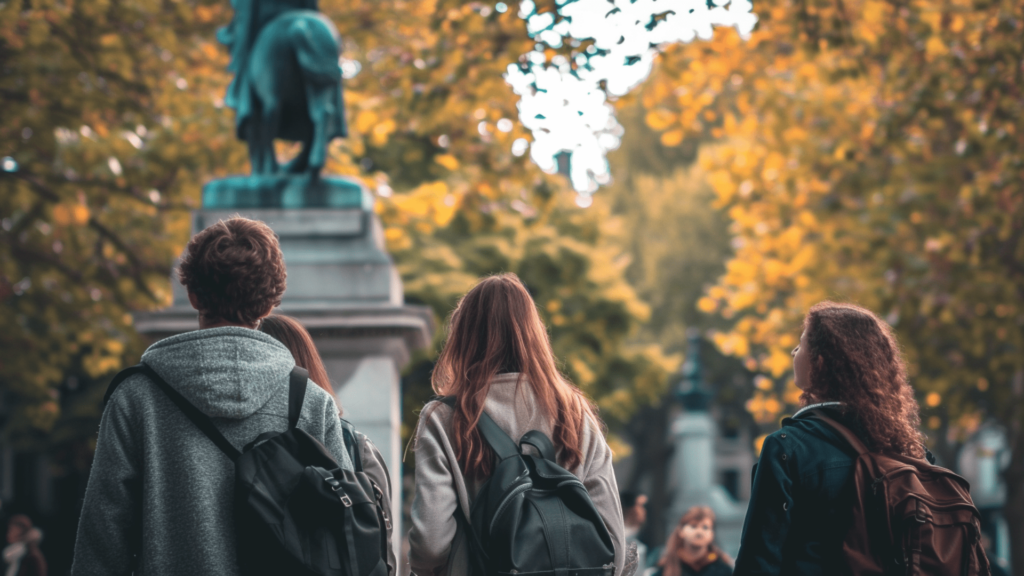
[339,417,363,472]
[519,430,556,461]
[287,366,309,430]
[133,363,242,461]
[806,409,869,455]
[104,364,148,406]
[437,396,519,460]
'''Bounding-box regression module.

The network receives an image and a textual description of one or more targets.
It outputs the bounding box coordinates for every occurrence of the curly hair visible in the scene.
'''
[802,301,924,458]
[178,217,286,326]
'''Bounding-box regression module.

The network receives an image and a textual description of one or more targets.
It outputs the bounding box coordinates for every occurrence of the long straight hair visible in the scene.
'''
[432,273,600,480]
[259,314,340,415]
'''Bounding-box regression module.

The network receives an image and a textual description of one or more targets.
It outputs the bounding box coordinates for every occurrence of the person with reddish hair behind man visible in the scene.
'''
[257,313,397,574]
[72,217,353,576]
[733,302,927,575]
[258,314,336,410]
[654,506,732,576]
[407,273,626,576]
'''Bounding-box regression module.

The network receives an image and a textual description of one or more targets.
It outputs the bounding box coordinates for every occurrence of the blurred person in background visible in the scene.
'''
[654,506,732,576]
[258,313,396,574]
[4,515,46,576]
[620,491,649,570]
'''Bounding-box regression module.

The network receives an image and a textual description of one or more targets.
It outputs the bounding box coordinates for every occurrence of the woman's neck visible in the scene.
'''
[678,541,707,563]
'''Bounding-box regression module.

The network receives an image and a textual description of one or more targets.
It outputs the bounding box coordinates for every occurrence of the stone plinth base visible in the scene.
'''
[202,174,368,210]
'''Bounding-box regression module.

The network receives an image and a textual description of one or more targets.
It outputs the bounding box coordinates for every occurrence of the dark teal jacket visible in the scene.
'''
[733,404,861,576]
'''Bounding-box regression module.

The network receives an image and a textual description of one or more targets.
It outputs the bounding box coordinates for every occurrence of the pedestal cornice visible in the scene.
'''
[134,303,434,358]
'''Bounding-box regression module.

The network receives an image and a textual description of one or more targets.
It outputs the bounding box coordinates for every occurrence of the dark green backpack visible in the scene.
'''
[439,397,616,575]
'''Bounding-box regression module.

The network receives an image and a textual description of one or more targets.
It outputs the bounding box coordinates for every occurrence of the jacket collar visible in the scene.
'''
[792,401,843,419]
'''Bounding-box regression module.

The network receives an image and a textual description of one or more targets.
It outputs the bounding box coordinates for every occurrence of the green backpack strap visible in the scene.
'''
[339,417,362,472]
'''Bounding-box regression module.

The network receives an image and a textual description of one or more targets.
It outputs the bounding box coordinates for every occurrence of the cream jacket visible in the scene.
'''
[408,373,626,576]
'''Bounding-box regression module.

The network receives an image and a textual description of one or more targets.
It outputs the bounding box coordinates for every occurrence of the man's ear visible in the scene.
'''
[187,290,201,312]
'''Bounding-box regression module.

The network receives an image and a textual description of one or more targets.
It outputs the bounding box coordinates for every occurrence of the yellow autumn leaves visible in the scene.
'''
[52,204,91,226]
[634,0,1024,443]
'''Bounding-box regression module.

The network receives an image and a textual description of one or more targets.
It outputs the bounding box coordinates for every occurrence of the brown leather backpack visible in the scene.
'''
[808,410,991,576]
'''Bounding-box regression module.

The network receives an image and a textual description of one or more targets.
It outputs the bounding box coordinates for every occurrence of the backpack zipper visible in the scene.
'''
[490,482,533,535]
[872,476,885,496]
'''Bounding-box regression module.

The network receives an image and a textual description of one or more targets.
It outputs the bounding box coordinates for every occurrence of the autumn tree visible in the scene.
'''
[2,0,673,469]
[636,0,1024,565]
[0,0,243,451]
[593,101,756,544]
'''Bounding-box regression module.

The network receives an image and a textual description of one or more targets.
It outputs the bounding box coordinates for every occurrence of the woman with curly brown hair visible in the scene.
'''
[733,301,925,576]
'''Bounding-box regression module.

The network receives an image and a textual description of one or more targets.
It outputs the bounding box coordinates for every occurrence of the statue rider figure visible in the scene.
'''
[215,0,346,175]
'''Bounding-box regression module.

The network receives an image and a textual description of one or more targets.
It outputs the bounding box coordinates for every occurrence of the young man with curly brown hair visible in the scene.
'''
[71,217,353,576]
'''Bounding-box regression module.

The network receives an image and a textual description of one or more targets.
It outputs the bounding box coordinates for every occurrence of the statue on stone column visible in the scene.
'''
[216,0,347,176]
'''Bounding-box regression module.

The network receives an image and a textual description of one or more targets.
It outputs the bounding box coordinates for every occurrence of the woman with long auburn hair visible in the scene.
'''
[655,507,733,576]
[258,314,336,410]
[258,314,397,574]
[408,273,626,576]
[733,301,926,575]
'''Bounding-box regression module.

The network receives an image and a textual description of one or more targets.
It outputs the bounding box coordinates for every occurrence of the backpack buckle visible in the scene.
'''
[327,481,353,507]
[369,482,392,528]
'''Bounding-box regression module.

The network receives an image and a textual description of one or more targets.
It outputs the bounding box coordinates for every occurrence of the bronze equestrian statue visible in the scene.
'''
[217,0,347,176]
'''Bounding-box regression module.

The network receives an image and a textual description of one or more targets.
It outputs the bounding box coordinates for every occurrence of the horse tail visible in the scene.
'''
[288,16,341,86]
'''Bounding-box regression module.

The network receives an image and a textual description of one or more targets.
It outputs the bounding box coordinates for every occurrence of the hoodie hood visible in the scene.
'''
[142,326,295,419]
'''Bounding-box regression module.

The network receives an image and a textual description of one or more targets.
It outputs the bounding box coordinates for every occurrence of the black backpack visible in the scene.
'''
[439,397,616,576]
[105,363,391,576]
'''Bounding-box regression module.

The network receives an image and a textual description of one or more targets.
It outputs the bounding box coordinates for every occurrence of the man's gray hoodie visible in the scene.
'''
[71,326,353,576]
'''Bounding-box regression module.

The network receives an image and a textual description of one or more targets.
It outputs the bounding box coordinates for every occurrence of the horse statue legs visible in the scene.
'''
[281,83,339,175]
[245,10,346,177]
[246,99,281,174]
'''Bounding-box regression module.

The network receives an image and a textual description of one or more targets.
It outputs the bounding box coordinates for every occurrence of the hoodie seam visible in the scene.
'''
[144,326,288,353]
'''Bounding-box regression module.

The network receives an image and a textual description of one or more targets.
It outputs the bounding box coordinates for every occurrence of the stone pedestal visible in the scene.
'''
[667,411,746,556]
[134,177,433,549]
[666,333,748,556]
